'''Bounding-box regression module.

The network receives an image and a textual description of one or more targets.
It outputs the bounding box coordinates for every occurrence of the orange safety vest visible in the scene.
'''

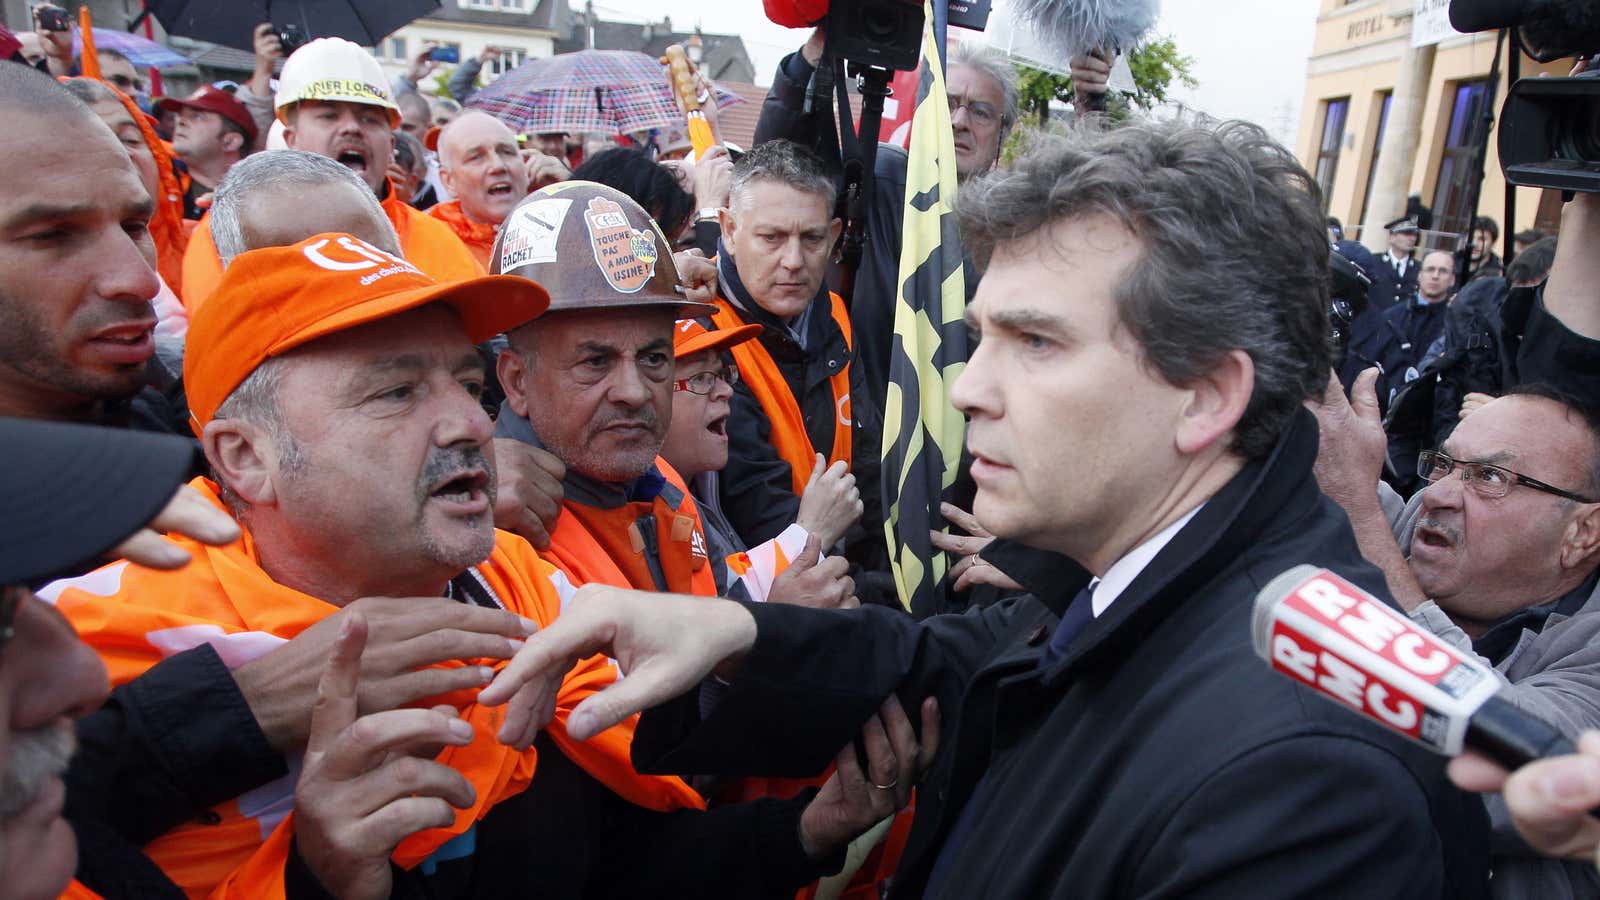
[541,458,717,598]
[427,199,498,273]
[710,295,853,494]
[44,479,701,900]
[180,178,485,312]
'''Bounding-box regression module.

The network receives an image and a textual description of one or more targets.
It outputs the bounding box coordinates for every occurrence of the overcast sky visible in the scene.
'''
[595,0,1322,144]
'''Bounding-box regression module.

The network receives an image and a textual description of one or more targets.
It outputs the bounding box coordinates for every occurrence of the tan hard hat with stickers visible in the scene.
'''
[492,180,716,320]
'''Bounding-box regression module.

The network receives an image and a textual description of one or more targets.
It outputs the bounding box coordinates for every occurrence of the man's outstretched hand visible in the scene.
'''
[478,584,758,742]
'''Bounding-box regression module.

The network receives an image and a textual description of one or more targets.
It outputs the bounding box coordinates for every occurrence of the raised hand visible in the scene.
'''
[492,437,567,550]
[768,533,856,609]
[520,149,571,191]
[691,145,733,210]
[929,501,1021,593]
[673,249,718,304]
[1305,368,1386,517]
[796,454,862,550]
[294,613,479,900]
[234,596,535,751]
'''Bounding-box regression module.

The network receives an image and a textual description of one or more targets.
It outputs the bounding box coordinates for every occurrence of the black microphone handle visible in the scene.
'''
[1464,696,1600,819]
[1466,695,1577,770]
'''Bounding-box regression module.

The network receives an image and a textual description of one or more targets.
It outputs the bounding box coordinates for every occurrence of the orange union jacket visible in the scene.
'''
[43,479,702,899]
[708,295,853,494]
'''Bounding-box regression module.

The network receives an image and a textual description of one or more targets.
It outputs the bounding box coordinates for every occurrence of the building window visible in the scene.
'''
[387,37,407,61]
[1432,79,1493,238]
[486,47,527,78]
[1357,91,1392,228]
[1314,97,1350,213]
[501,0,527,9]
[466,0,495,8]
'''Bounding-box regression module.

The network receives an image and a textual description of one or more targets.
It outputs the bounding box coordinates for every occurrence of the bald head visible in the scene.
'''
[438,111,527,226]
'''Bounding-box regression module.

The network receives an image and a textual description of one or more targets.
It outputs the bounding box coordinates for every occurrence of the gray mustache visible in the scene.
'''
[0,719,74,821]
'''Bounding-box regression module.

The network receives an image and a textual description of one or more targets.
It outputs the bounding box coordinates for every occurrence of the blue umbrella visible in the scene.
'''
[73,28,190,69]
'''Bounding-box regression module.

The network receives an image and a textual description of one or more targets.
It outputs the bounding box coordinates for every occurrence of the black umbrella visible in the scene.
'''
[146,0,441,53]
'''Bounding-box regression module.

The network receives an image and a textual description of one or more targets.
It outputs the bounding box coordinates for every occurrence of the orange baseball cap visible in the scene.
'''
[673,319,760,359]
[185,232,551,432]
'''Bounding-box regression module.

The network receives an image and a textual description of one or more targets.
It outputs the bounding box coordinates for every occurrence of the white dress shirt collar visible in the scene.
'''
[1089,504,1204,618]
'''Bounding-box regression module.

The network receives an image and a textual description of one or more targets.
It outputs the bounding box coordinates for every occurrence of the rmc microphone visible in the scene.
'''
[1251,565,1576,770]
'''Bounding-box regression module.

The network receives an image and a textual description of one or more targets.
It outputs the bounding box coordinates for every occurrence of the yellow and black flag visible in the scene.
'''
[881,2,968,618]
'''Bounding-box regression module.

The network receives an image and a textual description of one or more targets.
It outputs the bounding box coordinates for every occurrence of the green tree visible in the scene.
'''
[1014,35,1198,125]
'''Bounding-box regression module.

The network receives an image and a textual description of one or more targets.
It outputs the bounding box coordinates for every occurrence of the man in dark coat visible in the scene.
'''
[481,118,1492,899]
[1355,249,1458,417]
[1368,215,1422,313]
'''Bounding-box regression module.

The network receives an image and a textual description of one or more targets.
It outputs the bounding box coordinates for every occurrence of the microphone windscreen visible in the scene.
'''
[1012,0,1161,58]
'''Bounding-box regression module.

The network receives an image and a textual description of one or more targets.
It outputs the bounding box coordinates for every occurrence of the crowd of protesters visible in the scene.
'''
[4,6,1600,900]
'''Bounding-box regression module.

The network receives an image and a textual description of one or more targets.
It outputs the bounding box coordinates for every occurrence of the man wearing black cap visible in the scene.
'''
[0,418,236,900]
[1370,216,1422,312]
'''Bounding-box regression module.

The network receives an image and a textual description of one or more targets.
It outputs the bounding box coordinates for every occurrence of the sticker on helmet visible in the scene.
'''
[583,196,658,293]
[296,78,392,105]
[499,198,573,273]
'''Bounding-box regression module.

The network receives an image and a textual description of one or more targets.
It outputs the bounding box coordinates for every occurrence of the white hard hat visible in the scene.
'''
[273,37,400,126]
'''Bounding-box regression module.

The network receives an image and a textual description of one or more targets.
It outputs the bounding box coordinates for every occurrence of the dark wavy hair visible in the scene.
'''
[960,118,1333,460]
[570,147,694,237]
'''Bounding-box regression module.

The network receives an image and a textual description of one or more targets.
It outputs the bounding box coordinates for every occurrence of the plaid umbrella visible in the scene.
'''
[73,28,189,69]
[469,49,740,136]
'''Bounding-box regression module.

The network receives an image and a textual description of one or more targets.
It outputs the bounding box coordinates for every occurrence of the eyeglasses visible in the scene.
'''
[1417,449,1600,504]
[0,584,22,659]
[673,365,739,395]
[947,95,1000,128]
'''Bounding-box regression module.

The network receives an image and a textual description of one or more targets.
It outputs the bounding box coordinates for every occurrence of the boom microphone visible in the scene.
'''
[1251,566,1576,770]
[1010,0,1159,59]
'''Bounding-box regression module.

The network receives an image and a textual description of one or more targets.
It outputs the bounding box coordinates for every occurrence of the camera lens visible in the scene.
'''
[862,6,901,40]
[1553,96,1600,165]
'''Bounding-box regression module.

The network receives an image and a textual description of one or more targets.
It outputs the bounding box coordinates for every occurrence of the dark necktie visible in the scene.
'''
[1040,582,1097,668]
